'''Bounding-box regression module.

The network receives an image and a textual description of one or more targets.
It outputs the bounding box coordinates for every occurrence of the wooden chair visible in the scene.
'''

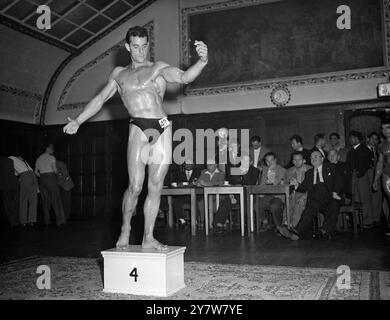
[339,197,363,239]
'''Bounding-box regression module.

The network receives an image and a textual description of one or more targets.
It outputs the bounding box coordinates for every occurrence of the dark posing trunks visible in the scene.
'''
[130,117,170,144]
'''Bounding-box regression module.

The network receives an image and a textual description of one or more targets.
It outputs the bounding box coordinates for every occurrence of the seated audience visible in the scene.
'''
[173,159,200,226]
[346,131,374,228]
[325,132,347,162]
[285,135,311,169]
[311,133,327,160]
[8,155,38,228]
[196,159,225,228]
[214,155,260,231]
[257,152,286,232]
[284,151,311,227]
[277,150,342,240]
[327,149,348,198]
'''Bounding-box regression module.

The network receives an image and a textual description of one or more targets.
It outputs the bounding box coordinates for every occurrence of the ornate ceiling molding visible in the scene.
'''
[0,84,43,124]
[56,21,155,111]
[181,0,390,97]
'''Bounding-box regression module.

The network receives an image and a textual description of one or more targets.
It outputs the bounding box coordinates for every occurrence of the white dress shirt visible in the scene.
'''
[253,148,261,168]
[313,165,324,184]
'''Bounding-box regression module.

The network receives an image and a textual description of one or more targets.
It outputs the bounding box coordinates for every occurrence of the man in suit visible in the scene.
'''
[277,150,342,240]
[0,156,20,228]
[249,136,270,170]
[214,154,260,230]
[311,133,327,160]
[325,132,347,162]
[346,131,374,228]
[172,159,200,225]
[56,160,74,221]
[257,152,286,231]
[285,135,311,169]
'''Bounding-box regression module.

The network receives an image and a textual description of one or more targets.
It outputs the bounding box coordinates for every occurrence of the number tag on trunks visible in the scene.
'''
[159,117,170,129]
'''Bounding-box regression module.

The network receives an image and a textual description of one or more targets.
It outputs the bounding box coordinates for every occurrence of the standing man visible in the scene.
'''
[8,155,38,227]
[346,131,374,228]
[249,136,270,169]
[311,133,327,160]
[277,151,342,240]
[0,156,19,229]
[325,132,347,162]
[35,143,66,227]
[64,26,208,250]
[285,135,311,169]
[56,160,74,221]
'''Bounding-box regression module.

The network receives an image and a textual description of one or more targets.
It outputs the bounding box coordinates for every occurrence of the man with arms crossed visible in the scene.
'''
[64,26,208,250]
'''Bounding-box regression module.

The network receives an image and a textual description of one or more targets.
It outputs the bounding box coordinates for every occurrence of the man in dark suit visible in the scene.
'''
[56,160,74,221]
[311,133,328,160]
[285,135,311,169]
[277,150,342,240]
[172,160,200,225]
[346,131,374,227]
[0,156,20,228]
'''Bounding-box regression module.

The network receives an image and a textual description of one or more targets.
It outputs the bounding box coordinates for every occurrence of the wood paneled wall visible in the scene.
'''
[1,98,389,221]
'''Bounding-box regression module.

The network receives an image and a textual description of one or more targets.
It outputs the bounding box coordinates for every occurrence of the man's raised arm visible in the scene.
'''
[63,67,121,135]
[160,40,208,84]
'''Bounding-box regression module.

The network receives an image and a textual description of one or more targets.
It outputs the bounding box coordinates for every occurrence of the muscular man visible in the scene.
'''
[64,26,208,250]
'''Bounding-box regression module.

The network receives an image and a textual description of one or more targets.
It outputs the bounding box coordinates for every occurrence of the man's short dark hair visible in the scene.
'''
[250,136,261,143]
[382,118,390,126]
[349,130,363,142]
[126,26,149,44]
[368,132,380,139]
[264,152,276,160]
[329,132,340,139]
[290,134,303,144]
[314,133,325,144]
[292,151,304,159]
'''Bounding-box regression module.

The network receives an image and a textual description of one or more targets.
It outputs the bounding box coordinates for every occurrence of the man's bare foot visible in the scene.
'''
[116,227,130,250]
[142,236,168,251]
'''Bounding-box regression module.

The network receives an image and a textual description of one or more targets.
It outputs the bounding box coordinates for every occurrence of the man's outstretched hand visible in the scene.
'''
[194,40,208,63]
[63,117,80,135]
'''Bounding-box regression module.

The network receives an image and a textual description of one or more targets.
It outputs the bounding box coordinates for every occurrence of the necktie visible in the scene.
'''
[315,168,320,185]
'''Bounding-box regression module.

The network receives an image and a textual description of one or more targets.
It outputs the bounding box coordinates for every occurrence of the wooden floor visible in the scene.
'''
[1,218,389,271]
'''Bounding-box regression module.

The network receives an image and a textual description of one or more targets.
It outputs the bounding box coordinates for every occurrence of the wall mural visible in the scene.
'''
[57,20,155,111]
[181,0,390,96]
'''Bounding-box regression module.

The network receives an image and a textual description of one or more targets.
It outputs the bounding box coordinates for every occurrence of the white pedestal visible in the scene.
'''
[101,246,186,297]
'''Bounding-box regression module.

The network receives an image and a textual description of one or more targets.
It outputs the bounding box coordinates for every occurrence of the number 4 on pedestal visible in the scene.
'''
[130,267,138,282]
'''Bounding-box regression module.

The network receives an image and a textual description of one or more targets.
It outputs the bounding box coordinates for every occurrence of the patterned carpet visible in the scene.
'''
[0,256,389,300]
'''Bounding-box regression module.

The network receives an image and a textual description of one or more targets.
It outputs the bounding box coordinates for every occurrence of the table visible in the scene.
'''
[161,187,204,236]
[203,186,245,237]
[245,185,294,233]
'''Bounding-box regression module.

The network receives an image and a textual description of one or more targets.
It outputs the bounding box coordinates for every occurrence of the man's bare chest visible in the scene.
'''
[116,66,163,93]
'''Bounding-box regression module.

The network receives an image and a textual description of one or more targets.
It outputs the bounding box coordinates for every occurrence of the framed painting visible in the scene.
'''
[181,0,389,96]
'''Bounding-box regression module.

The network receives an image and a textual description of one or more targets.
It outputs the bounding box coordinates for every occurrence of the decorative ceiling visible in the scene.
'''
[0,0,155,52]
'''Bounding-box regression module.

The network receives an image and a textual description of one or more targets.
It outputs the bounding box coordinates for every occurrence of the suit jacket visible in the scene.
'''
[330,162,348,195]
[260,164,286,185]
[56,160,74,191]
[296,164,342,204]
[346,144,373,179]
[228,165,260,185]
[0,157,18,190]
[249,146,271,168]
[175,169,200,185]
[285,148,312,169]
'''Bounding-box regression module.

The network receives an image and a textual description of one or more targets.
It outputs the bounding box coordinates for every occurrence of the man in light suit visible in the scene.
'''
[249,136,270,170]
